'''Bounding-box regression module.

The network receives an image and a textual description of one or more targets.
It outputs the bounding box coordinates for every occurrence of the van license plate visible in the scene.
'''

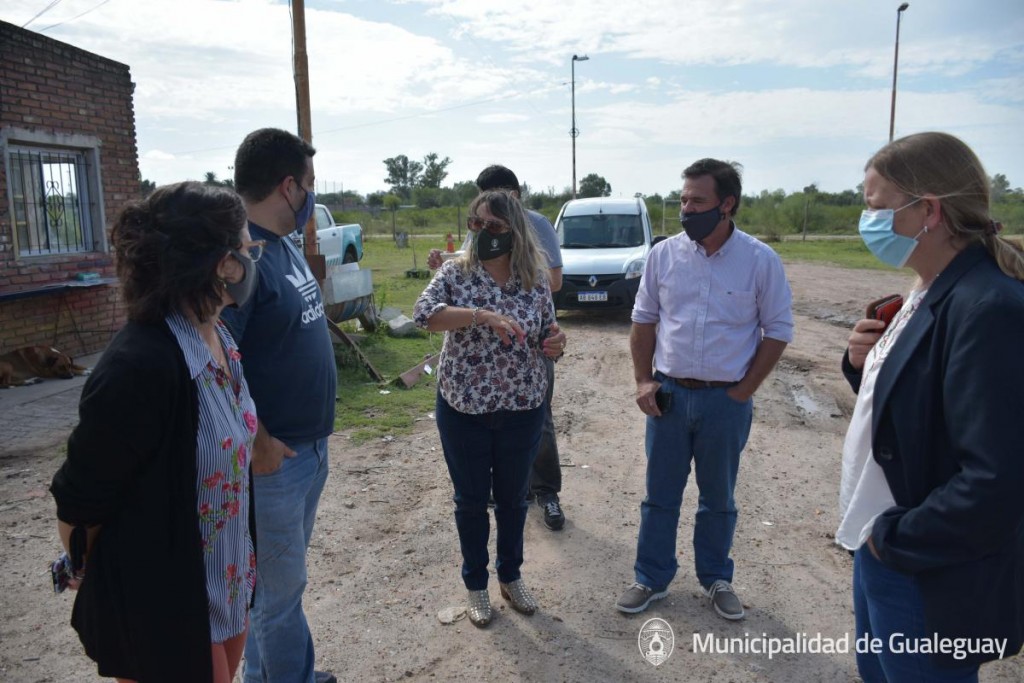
[578,291,608,302]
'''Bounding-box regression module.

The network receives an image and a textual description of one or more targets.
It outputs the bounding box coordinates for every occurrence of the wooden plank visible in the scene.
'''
[396,353,440,389]
[324,317,384,382]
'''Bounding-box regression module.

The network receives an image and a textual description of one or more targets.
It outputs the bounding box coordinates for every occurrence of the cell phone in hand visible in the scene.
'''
[865,294,903,329]
[50,552,74,594]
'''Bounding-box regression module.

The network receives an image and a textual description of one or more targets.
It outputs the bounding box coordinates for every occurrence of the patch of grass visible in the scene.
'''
[359,235,448,312]
[333,332,443,443]
[767,237,890,270]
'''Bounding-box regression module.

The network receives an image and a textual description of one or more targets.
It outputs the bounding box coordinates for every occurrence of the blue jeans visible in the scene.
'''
[244,438,329,683]
[435,393,543,591]
[634,375,752,591]
[853,547,979,682]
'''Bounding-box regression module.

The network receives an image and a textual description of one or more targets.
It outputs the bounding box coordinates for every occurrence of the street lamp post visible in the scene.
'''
[889,3,909,142]
[571,54,589,199]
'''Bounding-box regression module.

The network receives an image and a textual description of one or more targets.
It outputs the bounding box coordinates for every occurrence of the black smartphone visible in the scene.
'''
[50,553,74,594]
[655,389,672,413]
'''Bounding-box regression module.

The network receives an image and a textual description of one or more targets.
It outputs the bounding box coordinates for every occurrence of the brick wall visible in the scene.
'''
[0,20,138,355]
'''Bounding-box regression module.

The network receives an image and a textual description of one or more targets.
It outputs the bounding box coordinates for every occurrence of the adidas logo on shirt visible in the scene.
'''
[285,262,320,302]
[284,247,325,325]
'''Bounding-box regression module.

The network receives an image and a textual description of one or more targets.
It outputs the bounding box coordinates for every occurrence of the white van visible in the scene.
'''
[552,197,664,310]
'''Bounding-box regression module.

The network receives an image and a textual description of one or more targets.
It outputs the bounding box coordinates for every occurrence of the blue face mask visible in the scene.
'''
[293,184,316,231]
[858,199,925,268]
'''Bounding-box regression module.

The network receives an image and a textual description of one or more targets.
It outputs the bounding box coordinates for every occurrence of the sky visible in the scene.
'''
[4,0,1023,200]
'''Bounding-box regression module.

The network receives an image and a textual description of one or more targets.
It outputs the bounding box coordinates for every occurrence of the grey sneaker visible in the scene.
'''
[615,582,668,614]
[705,580,744,620]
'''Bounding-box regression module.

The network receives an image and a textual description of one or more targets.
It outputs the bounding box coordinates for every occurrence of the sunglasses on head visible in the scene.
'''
[467,216,509,234]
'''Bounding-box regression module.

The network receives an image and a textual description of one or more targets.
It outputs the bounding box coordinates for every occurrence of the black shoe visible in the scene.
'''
[537,494,565,530]
[315,672,338,683]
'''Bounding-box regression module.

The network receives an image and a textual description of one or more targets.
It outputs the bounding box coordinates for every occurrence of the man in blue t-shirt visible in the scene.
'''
[222,128,338,683]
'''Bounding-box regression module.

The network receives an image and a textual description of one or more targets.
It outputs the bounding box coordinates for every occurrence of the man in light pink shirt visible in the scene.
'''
[616,158,793,620]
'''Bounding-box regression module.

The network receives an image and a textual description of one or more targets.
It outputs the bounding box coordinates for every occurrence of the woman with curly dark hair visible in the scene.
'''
[51,181,265,683]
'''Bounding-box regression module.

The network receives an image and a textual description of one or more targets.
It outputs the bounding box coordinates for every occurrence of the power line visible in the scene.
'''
[38,0,113,32]
[171,83,561,156]
[21,0,64,28]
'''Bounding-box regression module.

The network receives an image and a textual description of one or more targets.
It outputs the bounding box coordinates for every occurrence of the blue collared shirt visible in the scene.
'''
[632,226,793,382]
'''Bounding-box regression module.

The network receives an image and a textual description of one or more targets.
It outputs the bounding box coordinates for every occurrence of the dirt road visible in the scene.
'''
[3,261,1022,682]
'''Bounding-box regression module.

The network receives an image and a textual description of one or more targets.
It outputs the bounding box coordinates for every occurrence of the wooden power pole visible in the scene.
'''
[291,0,320,267]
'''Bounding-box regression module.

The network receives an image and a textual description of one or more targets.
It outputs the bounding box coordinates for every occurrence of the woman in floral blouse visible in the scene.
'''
[414,190,567,627]
[51,181,261,683]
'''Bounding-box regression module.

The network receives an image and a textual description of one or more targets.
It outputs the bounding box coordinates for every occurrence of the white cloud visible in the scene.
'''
[477,113,530,124]
[3,0,1021,195]
[141,150,177,161]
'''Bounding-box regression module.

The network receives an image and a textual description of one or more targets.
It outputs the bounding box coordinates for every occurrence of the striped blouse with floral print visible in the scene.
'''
[166,311,257,643]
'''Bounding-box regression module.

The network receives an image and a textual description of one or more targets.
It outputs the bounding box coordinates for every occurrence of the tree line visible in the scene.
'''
[139,162,1023,234]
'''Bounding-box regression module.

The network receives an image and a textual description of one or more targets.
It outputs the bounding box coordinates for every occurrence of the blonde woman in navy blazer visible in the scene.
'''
[839,132,1024,682]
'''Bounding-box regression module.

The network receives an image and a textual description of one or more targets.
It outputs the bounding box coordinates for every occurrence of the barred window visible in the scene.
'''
[8,145,101,257]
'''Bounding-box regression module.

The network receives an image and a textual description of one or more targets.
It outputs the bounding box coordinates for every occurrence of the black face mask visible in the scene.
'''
[475,231,514,261]
[680,204,725,242]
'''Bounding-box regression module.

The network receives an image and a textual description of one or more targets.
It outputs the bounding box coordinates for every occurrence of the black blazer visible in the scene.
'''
[842,244,1024,666]
[51,320,212,683]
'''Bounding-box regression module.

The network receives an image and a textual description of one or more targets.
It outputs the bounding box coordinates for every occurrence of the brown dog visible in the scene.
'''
[0,346,91,388]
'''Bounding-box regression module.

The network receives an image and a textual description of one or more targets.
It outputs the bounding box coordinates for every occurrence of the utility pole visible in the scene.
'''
[291,0,318,260]
[889,3,910,142]
[570,54,589,199]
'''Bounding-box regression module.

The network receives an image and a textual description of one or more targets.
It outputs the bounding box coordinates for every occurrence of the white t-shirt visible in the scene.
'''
[836,288,928,551]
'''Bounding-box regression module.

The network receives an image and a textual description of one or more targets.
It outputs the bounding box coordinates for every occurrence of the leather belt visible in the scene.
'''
[671,377,737,389]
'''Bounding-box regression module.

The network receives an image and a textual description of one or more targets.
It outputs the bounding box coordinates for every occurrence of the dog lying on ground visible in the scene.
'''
[0,346,92,388]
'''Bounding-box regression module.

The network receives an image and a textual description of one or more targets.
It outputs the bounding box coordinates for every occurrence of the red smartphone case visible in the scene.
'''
[866,294,903,328]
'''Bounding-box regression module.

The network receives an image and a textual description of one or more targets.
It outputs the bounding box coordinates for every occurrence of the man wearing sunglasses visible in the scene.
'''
[222,129,338,683]
[431,165,567,532]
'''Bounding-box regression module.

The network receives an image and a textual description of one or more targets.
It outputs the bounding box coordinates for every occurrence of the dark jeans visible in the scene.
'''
[530,356,561,497]
[436,393,544,590]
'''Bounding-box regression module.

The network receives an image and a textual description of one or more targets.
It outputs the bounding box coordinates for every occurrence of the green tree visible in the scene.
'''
[412,186,441,209]
[991,174,1011,202]
[383,155,423,199]
[200,171,232,188]
[578,173,612,198]
[140,175,156,197]
[451,180,479,205]
[420,153,452,189]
